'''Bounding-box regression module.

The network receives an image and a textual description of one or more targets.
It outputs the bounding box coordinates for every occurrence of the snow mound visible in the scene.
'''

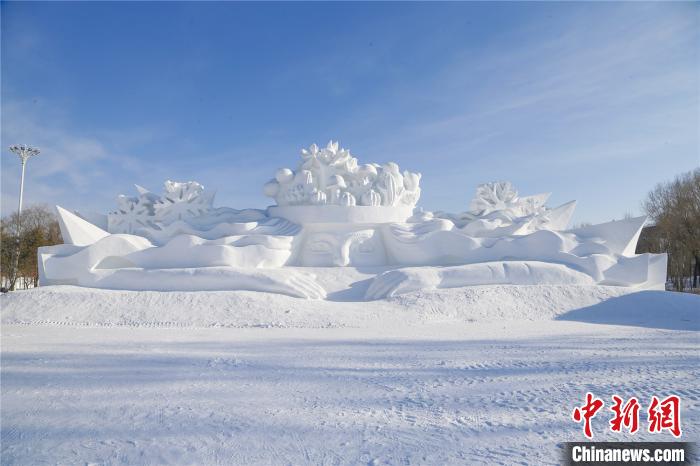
[3,285,696,329]
[557,290,699,331]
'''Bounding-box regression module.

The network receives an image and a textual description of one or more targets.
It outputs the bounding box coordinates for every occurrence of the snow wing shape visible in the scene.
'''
[568,216,646,257]
[56,205,110,246]
[546,201,577,231]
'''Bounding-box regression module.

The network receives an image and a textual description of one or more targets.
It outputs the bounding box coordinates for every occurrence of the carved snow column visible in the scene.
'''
[361,189,381,207]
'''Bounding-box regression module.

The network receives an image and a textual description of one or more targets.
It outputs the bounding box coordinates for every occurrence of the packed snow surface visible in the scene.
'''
[2,285,698,465]
[0,282,679,328]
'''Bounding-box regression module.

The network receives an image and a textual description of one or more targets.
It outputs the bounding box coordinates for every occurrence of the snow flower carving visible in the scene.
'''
[300,141,356,191]
[163,180,205,202]
[470,181,519,216]
[154,181,214,225]
[108,194,157,234]
[108,180,218,234]
[434,181,573,235]
[265,141,422,208]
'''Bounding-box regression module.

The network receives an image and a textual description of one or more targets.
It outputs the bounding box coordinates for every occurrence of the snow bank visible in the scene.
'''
[3,284,696,329]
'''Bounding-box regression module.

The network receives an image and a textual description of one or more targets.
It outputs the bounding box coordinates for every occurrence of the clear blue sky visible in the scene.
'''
[2,1,698,224]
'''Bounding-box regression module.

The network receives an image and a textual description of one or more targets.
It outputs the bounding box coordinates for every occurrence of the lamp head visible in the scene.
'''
[8,144,40,161]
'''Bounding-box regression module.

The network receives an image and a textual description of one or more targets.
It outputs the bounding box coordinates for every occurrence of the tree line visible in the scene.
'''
[638,168,700,292]
[1,204,62,290]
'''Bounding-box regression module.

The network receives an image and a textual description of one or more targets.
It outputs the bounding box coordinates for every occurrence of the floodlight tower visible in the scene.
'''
[6,144,41,290]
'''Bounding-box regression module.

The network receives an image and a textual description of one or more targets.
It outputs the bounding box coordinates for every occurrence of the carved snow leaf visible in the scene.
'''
[377,164,404,206]
[340,192,356,206]
[361,189,382,206]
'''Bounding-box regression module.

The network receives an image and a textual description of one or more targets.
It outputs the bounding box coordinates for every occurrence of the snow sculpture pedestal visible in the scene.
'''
[267,205,414,224]
[268,205,414,267]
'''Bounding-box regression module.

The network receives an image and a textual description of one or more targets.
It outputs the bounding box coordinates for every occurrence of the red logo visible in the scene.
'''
[572,392,604,439]
[572,393,682,438]
[610,395,640,434]
[647,395,682,437]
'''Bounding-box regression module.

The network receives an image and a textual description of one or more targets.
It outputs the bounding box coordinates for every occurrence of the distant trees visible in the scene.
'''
[0,204,62,290]
[639,169,700,292]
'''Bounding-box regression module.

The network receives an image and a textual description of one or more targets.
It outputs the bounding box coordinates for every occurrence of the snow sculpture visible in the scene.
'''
[434,181,576,235]
[38,141,667,300]
[105,180,284,244]
[265,141,421,208]
[266,141,421,224]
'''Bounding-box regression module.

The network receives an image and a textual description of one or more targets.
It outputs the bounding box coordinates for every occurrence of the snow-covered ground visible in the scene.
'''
[1,285,698,465]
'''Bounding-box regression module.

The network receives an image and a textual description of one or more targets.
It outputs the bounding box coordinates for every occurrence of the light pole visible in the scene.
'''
[7,144,40,291]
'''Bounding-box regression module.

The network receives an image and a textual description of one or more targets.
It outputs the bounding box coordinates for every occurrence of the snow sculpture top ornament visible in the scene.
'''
[264,141,421,208]
[39,140,667,300]
[264,141,421,224]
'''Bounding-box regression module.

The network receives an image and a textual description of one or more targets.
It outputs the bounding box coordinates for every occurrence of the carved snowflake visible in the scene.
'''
[108,194,158,234]
[153,181,214,225]
[470,181,519,215]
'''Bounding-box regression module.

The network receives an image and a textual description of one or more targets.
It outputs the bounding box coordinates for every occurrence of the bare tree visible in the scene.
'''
[642,169,700,291]
[0,204,62,290]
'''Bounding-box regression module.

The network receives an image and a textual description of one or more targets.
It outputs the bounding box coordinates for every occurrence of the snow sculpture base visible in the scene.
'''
[268,205,414,224]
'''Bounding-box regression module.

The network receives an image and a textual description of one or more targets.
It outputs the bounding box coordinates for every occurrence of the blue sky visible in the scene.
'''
[2,2,698,224]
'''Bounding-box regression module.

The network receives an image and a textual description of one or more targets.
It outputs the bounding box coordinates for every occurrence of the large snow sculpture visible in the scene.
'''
[38,141,667,300]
